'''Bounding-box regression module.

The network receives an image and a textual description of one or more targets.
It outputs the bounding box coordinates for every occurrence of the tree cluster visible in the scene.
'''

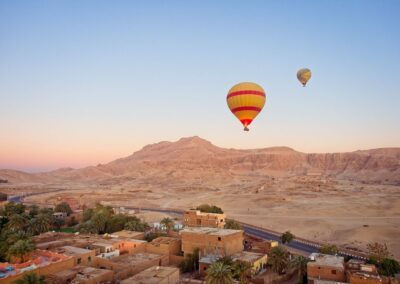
[0,202,60,263]
[196,204,224,214]
[54,202,73,216]
[367,242,400,277]
[78,204,149,234]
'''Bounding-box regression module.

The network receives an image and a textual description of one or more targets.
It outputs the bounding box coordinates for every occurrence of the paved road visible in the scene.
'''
[10,195,367,260]
[7,188,68,204]
[124,206,367,260]
[7,195,22,203]
[243,225,319,254]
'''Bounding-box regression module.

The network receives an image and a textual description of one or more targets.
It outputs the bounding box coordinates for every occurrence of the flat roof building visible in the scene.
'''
[183,210,226,228]
[121,266,180,284]
[199,251,267,276]
[180,227,243,257]
[46,266,114,284]
[112,230,145,240]
[53,246,96,267]
[146,237,182,256]
[231,251,268,275]
[0,250,74,284]
[307,253,346,284]
[95,252,169,281]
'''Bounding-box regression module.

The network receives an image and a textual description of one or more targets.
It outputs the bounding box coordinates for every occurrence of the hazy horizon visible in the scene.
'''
[1,1,400,172]
[2,135,400,173]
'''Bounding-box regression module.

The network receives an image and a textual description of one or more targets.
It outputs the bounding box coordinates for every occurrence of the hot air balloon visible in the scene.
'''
[226,82,266,131]
[297,68,312,86]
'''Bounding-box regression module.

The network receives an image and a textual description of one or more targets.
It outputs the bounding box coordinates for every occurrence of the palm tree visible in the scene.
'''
[268,246,290,275]
[13,272,45,284]
[6,215,27,232]
[6,230,30,245]
[28,205,39,218]
[28,213,53,235]
[218,256,233,266]
[54,202,73,216]
[233,261,252,284]
[91,211,109,234]
[160,217,173,231]
[206,261,233,284]
[7,239,35,263]
[289,255,309,282]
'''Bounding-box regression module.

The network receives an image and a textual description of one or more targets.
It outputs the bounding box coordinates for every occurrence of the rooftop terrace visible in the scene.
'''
[186,210,225,216]
[121,266,179,284]
[110,253,163,265]
[180,227,242,236]
[231,251,266,263]
[74,266,113,281]
[0,250,70,280]
[112,230,145,239]
[150,237,180,245]
[55,246,93,257]
[308,253,345,269]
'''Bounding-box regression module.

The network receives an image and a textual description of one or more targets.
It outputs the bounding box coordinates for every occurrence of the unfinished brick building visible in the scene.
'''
[180,227,243,257]
[307,253,346,284]
[183,209,226,228]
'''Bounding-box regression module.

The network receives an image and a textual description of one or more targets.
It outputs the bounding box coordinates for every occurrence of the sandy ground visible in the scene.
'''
[15,177,400,259]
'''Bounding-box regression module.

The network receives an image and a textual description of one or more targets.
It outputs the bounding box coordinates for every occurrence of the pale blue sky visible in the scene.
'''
[1,1,399,172]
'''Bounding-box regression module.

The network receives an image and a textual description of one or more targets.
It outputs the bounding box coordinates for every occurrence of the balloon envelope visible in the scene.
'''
[226,82,266,131]
[297,68,312,86]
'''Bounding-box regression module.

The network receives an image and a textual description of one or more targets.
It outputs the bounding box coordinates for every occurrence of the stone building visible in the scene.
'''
[180,227,243,257]
[53,246,96,266]
[95,252,169,281]
[183,209,226,228]
[0,250,74,284]
[146,237,182,256]
[121,266,180,284]
[112,230,145,240]
[46,266,114,284]
[307,253,346,284]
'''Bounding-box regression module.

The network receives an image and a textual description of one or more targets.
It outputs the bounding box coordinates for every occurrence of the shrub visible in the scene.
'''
[224,219,242,230]
[196,204,223,214]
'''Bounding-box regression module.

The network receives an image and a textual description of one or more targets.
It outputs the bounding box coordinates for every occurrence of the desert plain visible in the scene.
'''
[1,137,399,258]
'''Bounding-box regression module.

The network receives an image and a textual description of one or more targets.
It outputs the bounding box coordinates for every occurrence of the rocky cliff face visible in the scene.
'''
[1,136,399,185]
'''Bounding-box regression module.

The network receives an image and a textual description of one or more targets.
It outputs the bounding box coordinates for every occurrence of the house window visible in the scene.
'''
[218,237,221,241]
[332,270,337,275]
[88,256,91,262]
[77,258,81,264]
[204,267,207,270]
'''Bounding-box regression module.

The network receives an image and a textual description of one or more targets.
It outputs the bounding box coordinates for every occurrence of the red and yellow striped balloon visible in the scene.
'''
[226,82,266,131]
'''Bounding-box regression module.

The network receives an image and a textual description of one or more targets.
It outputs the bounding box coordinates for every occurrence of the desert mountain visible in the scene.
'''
[1,136,399,185]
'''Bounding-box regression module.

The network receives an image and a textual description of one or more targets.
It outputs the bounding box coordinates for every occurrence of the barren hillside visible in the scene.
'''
[1,136,399,186]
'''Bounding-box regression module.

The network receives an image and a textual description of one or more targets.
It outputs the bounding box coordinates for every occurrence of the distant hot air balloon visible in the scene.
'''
[297,68,312,87]
[226,82,266,131]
